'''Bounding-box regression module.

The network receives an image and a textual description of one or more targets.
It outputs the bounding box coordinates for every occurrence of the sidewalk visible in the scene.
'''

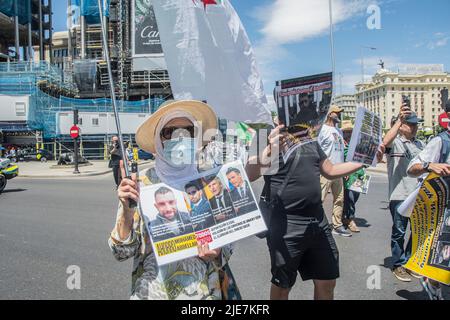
[16,160,154,178]
[15,159,386,178]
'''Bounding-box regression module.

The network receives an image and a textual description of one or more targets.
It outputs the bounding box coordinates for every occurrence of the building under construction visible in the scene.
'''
[68,0,171,101]
[0,0,52,62]
[0,0,171,159]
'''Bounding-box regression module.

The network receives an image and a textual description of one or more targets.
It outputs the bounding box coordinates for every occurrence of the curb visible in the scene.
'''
[17,161,155,179]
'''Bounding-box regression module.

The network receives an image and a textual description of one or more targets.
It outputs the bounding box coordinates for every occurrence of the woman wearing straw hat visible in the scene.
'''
[108,100,241,300]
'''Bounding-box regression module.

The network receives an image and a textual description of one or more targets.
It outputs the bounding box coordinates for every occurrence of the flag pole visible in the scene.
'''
[97,0,130,177]
[328,0,336,99]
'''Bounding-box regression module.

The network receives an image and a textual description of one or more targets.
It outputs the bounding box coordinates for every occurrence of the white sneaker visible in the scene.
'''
[420,277,444,300]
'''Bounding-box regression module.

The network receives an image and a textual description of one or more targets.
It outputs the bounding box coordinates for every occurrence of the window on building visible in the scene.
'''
[15,102,26,116]
[92,118,99,126]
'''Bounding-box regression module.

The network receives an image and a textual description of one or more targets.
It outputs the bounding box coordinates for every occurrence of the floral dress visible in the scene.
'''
[108,167,241,300]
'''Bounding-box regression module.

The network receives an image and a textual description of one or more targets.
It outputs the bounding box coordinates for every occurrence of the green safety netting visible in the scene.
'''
[0,0,31,25]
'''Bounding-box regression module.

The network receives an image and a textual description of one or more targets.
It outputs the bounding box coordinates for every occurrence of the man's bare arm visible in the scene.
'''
[320,159,364,180]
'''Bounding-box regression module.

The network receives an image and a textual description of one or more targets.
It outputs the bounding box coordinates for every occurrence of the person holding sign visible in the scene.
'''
[342,121,365,233]
[382,103,425,283]
[246,123,364,300]
[108,100,240,300]
[406,101,450,300]
[318,106,351,237]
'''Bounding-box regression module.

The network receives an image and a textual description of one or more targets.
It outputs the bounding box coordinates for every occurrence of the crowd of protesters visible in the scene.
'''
[108,98,449,301]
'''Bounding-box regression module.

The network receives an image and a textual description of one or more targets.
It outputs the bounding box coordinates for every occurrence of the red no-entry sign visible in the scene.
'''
[70,125,80,139]
[439,112,449,129]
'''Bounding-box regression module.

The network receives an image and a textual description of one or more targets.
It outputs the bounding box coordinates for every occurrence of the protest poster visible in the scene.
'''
[348,175,371,194]
[274,72,333,162]
[346,107,382,167]
[404,173,450,285]
[139,161,267,266]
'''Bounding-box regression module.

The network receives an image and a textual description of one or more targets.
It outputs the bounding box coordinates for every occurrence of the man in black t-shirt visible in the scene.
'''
[246,125,364,300]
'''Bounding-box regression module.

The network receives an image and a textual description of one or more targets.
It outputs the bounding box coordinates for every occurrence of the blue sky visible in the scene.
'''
[53,0,450,99]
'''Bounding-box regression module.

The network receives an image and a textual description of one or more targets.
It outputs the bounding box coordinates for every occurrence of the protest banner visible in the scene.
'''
[346,106,382,167]
[139,161,267,265]
[151,0,272,125]
[348,175,371,194]
[404,173,450,285]
[274,72,333,162]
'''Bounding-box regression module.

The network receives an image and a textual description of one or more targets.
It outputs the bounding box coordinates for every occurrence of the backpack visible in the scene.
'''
[438,131,450,163]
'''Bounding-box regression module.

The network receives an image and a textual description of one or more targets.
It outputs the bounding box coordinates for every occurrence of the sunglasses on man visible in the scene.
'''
[160,126,195,140]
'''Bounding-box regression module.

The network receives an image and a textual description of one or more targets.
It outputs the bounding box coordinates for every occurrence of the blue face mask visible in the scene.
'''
[163,137,197,166]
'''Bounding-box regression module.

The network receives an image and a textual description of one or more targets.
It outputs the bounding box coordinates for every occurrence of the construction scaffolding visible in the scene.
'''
[0,61,165,139]
[71,0,172,101]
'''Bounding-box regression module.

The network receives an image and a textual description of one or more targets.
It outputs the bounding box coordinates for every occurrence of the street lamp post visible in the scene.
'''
[328,0,336,98]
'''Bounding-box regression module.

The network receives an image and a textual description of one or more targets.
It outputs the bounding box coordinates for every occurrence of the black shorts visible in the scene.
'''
[267,214,339,288]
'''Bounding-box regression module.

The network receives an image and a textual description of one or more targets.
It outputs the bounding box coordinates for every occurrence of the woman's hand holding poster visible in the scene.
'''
[139,161,267,265]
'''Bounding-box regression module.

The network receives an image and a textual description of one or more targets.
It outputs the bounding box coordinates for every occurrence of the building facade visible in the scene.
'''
[355,65,450,129]
[0,0,52,62]
[333,94,357,121]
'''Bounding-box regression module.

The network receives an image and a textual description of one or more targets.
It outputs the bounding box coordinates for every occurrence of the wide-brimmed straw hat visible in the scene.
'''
[328,105,344,114]
[136,100,218,154]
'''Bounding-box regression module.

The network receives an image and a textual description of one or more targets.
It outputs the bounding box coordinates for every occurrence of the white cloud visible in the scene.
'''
[338,74,364,94]
[428,37,449,50]
[251,0,379,95]
[257,0,374,45]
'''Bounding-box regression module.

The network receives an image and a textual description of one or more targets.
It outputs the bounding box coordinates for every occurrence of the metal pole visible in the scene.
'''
[81,15,86,58]
[73,109,80,174]
[14,0,20,61]
[328,0,336,98]
[360,46,377,108]
[148,71,151,113]
[28,22,32,62]
[97,0,130,178]
[48,0,53,64]
[360,46,364,107]
[39,0,44,61]
[68,0,73,59]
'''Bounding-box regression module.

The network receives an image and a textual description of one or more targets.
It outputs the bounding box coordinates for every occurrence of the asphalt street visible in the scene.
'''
[0,172,448,300]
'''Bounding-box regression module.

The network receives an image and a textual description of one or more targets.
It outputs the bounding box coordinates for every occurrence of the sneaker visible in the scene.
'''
[347,220,361,233]
[392,266,412,282]
[420,277,444,300]
[405,269,421,279]
[332,226,352,237]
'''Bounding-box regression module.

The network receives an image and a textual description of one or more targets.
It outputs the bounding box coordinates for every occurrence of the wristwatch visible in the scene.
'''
[422,162,432,173]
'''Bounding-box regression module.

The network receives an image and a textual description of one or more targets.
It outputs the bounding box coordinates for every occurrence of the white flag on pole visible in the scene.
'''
[151,0,273,125]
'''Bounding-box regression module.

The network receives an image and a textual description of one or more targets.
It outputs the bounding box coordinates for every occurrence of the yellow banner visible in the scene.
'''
[405,173,450,285]
[154,233,198,257]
